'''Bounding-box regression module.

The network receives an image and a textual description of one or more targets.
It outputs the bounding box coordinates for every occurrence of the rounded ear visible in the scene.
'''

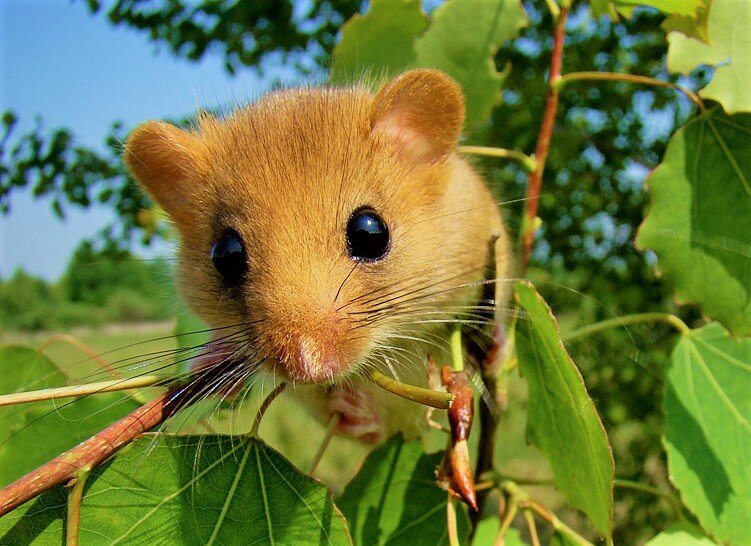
[124,121,208,225]
[370,69,465,165]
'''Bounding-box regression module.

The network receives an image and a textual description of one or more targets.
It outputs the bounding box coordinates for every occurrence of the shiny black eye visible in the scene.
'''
[211,229,247,287]
[346,207,390,261]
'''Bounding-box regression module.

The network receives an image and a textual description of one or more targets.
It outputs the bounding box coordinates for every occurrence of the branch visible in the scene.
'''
[520,7,569,273]
[0,386,184,516]
[458,146,537,171]
[249,383,287,437]
[563,312,690,343]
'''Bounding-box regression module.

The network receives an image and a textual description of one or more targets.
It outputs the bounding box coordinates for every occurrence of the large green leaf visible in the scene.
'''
[514,281,614,537]
[636,109,751,336]
[666,0,751,113]
[0,346,140,488]
[338,435,469,546]
[413,0,527,128]
[1,435,352,545]
[646,522,720,545]
[329,0,427,85]
[0,346,64,444]
[664,323,751,545]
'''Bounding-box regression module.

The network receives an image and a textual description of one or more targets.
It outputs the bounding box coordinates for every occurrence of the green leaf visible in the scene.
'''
[615,0,704,16]
[1,436,352,545]
[666,0,751,112]
[330,0,427,85]
[472,517,528,545]
[0,345,64,444]
[664,323,751,545]
[338,435,469,546]
[0,345,141,488]
[661,0,712,43]
[646,521,720,545]
[514,281,614,537]
[413,0,528,128]
[636,109,751,336]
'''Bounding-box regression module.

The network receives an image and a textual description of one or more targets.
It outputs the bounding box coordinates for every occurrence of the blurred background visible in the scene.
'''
[0,1,707,543]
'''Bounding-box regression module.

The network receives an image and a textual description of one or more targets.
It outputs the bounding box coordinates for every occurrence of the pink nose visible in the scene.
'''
[286,338,343,383]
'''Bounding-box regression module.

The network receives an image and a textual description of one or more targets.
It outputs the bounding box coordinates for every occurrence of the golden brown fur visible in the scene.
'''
[124,69,509,438]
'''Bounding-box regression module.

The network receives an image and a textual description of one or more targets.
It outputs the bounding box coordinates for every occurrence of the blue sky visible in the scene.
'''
[0,0,288,280]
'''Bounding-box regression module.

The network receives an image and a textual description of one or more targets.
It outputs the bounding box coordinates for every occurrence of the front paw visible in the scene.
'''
[328,388,384,444]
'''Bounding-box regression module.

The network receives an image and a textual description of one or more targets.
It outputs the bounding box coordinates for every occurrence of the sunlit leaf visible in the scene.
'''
[330,0,427,85]
[0,436,352,545]
[338,435,469,546]
[666,0,751,112]
[514,281,614,537]
[414,0,527,128]
[636,109,751,336]
[664,323,751,545]
[472,518,528,545]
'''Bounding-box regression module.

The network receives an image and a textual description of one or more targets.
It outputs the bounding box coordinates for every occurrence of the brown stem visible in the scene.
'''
[520,7,569,273]
[249,383,287,437]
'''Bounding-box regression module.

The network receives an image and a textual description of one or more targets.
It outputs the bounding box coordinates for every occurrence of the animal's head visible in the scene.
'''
[125,69,488,384]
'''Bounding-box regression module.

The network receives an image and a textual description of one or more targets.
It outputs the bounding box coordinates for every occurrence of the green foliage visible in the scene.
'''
[0,436,352,545]
[338,436,469,545]
[637,109,751,336]
[646,522,721,546]
[663,323,751,545]
[514,281,614,537]
[666,0,750,113]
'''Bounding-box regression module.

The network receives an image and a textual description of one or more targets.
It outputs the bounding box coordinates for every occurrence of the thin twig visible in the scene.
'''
[520,7,569,273]
[523,509,541,546]
[40,334,119,378]
[0,375,164,407]
[563,312,690,343]
[249,383,287,437]
[614,478,684,520]
[308,413,341,474]
[66,471,89,546]
[557,71,705,112]
[370,371,454,409]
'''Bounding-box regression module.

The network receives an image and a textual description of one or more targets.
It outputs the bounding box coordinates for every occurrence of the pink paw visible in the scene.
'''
[328,388,384,444]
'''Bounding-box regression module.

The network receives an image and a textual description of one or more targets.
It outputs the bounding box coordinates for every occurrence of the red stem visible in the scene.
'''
[0,388,181,516]
[521,8,569,272]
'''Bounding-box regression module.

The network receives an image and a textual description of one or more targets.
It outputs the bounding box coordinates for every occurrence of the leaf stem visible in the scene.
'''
[0,375,164,407]
[520,6,569,273]
[458,146,537,172]
[556,71,705,112]
[308,412,341,474]
[66,471,89,546]
[249,383,287,437]
[370,370,454,409]
[446,495,460,546]
[614,479,684,520]
[563,312,690,343]
[523,509,542,546]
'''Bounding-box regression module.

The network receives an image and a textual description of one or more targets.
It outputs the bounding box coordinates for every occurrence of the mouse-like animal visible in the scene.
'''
[124,69,509,442]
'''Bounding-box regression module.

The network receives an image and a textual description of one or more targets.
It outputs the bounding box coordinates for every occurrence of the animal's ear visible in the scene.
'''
[370,69,465,165]
[124,121,208,225]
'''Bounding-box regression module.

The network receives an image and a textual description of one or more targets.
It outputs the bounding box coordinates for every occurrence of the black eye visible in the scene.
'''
[346,208,390,261]
[211,229,247,287]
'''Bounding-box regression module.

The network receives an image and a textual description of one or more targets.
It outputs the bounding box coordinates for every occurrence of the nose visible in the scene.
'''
[288,337,345,383]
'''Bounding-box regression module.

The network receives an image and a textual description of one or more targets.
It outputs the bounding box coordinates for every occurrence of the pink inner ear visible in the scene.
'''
[374,111,436,165]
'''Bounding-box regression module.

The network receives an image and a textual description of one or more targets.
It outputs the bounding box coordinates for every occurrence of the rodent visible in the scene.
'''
[123,69,510,442]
